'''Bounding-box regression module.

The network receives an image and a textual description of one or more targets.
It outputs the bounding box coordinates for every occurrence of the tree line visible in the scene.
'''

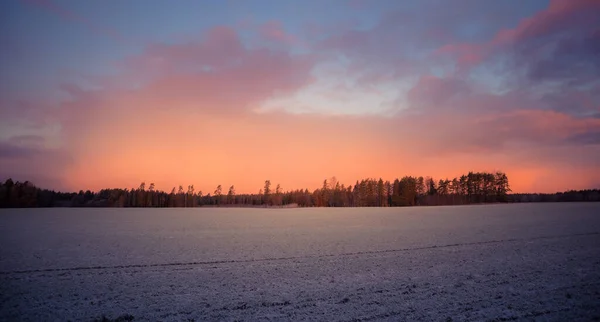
[0,172,598,208]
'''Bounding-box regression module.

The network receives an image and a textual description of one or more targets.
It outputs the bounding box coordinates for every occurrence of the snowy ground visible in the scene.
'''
[1,203,599,321]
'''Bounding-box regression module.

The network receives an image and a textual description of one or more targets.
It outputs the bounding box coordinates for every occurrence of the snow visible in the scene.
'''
[1,203,600,321]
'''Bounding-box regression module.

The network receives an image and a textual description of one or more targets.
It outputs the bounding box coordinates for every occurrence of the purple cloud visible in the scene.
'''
[0,141,40,159]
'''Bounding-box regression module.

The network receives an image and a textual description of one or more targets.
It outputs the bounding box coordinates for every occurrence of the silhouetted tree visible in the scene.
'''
[263,180,271,206]
[227,185,236,204]
[214,185,222,205]
[4,171,594,208]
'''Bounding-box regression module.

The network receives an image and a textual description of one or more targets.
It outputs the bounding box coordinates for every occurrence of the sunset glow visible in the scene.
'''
[1,0,599,193]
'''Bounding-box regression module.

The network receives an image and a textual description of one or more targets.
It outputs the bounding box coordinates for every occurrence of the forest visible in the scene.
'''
[0,171,598,208]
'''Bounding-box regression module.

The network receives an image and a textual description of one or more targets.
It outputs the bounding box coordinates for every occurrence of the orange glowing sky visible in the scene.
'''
[1,0,599,193]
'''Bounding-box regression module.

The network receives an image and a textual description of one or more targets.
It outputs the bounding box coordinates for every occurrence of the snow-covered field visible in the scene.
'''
[1,203,599,321]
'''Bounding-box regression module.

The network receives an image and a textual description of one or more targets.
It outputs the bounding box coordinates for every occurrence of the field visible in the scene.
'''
[1,203,600,321]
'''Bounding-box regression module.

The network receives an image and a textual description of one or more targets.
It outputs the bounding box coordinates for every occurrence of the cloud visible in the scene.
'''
[394,106,600,156]
[0,141,40,158]
[57,26,317,133]
[406,75,471,108]
[3,1,600,194]
[123,27,244,75]
[41,26,323,191]
[258,21,302,46]
[567,130,600,145]
[436,0,600,84]
[8,134,45,147]
[316,0,546,78]
[0,137,71,189]
[540,84,600,115]
[523,28,600,86]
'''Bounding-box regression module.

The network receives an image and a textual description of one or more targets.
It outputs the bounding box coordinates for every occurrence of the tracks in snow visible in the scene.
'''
[1,231,598,276]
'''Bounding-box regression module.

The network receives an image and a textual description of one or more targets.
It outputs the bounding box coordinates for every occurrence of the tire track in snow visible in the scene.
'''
[1,231,598,275]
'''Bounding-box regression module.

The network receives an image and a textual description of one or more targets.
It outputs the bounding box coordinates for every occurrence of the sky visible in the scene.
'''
[1,0,599,194]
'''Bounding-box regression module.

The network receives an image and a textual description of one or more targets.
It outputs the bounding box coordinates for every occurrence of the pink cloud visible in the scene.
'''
[397,73,600,157]
[53,66,600,193]
[434,43,485,67]
[5,14,600,194]
[121,27,244,76]
[498,0,599,44]
[57,27,317,152]
[76,26,317,118]
[48,29,597,193]
[434,0,600,70]
[259,21,303,47]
